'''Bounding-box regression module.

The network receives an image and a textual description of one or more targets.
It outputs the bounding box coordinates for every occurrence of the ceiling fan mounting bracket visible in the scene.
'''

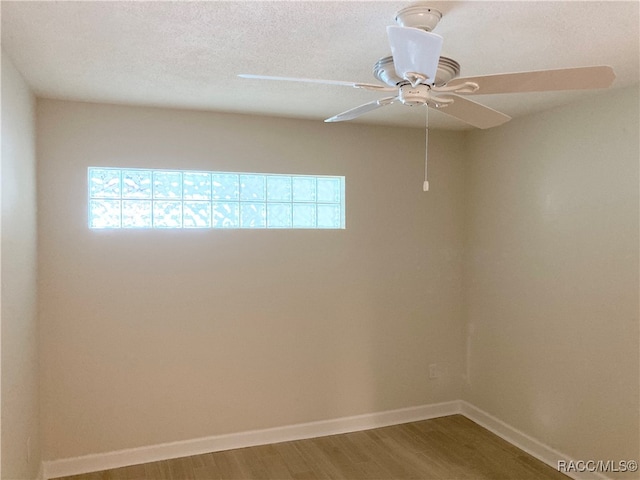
[395,4,443,32]
[398,84,430,106]
[397,84,455,108]
[432,82,480,94]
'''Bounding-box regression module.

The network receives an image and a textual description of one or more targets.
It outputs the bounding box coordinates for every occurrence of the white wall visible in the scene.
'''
[463,85,640,473]
[36,99,466,460]
[33,86,640,472]
[1,52,40,479]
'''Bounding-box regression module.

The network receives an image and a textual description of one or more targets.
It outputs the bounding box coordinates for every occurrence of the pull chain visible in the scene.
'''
[423,104,430,192]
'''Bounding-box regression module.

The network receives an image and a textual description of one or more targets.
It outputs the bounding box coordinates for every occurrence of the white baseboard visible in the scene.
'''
[41,400,614,480]
[459,401,612,480]
[42,400,460,479]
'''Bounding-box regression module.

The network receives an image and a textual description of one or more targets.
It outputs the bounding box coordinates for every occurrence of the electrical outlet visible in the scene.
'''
[429,363,439,379]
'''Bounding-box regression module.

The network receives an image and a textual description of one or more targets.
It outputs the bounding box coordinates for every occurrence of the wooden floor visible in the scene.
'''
[55,415,569,480]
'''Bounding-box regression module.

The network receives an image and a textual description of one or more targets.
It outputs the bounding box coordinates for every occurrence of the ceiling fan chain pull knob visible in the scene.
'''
[424,106,430,192]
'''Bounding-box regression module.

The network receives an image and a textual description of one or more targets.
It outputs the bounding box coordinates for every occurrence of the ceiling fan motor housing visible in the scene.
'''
[394,4,443,31]
[374,55,461,87]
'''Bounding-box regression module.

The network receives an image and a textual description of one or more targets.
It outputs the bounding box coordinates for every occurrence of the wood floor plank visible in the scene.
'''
[292,471,319,480]
[313,436,370,479]
[192,464,221,480]
[360,429,427,478]
[259,450,295,480]
[142,460,171,480]
[273,441,313,477]
[251,444,279,460]
[53,415,570,480]
[210,450,248,479]
[291,438,343,479]
[233,448,270,480]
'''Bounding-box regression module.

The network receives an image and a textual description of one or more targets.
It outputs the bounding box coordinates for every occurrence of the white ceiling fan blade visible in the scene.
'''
[446,66,615,95]
[325,96,397,123]
[435,95,511,129]
[238,74,396,92]
[386,26,443,84]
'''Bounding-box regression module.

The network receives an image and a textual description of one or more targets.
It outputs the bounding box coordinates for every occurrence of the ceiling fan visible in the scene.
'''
[239,3,615,188]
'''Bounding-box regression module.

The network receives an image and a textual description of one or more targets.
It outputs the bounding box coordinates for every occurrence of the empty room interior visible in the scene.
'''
[1,1,639,480]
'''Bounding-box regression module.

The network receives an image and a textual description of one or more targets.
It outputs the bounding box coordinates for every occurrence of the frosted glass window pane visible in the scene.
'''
[184,201,211,228]
[317,204,341,228]
[153,171,182,199]
[183,172,211,200]
[122,200,152,228]
[122,170,152,199]
[267,203,292,228]
[90,168,121,198]
[212,174,239,200]
[267,176,292,202]
[241,203,266,228]
[293,204,316,228]
[212,202,239,228]
[153,201,182,228]
[240,175,266,201]
[90,199,121,228]
[292,177,316,202]
[317,177,341,203]
[89,167,343,229]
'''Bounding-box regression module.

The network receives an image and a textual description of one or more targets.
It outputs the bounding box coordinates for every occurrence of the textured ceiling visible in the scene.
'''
[1,1,638,130]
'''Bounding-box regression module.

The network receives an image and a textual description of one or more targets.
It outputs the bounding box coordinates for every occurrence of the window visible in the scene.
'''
[88,167,345,229]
